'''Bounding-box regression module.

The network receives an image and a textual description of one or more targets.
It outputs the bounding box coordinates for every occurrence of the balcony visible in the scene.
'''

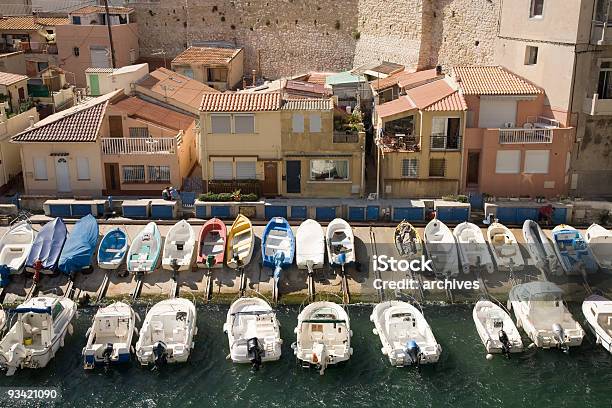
[3,41,59,55]
[430,134,462,150]
[498,128,553,144]
[101,133,182,155]
[376,133,420,153]
[591,20,612,45]
[583,93,612,115]
[333,131,359,143]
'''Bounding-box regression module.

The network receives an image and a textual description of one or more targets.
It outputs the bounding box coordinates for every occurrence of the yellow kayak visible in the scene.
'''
[226,214,255,269]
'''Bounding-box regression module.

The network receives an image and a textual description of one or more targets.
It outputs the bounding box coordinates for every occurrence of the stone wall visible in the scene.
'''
[133,0,500,79]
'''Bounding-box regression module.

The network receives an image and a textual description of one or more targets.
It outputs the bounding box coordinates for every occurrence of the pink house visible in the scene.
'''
[453,66,575,198]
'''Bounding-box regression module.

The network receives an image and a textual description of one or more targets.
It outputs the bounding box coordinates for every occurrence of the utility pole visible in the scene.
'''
[102,0,116,68]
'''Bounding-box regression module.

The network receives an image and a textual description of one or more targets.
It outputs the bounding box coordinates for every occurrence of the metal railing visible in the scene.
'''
[333,131,359,143]
[430,134,462,150]
[498,128,553,144]
[101,137,177,155]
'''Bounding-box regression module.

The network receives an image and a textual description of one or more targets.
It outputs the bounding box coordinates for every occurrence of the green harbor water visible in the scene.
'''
[0,303,610,408]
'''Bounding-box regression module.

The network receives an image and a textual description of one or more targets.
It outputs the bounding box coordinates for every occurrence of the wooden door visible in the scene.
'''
[466,151,480,186]
[104,163,120,193]
[285,160,301,194]
[262,162,278,197]
[108,116,123,138]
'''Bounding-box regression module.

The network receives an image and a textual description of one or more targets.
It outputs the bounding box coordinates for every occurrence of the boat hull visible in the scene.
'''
[197,218,226,268]
[127,222,162,274]
[296,219,325,270]
[162,220,195,272]
[424,219,459,277]
[0,221,34,276]
[226,214,254,269]
[326,218,355,266]
[97,228,128,270]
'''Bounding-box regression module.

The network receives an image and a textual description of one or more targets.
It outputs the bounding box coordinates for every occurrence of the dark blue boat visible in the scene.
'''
[25,217,67,274]
[59,214,99,276]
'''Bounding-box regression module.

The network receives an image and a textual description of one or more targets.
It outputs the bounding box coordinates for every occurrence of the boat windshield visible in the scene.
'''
[232,310,273,317]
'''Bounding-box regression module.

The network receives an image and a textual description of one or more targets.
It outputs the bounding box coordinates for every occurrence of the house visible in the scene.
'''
[29,66,76,115]
[0,71,30,115]
[56,6,138,87]
[0,104,38,193]
[0,16,68,77]
[0,51,26,75]
[171,46,244,91]
[370,67,444,105]
[374,76,467,198]
[85,63,149,96]
[453,65,575,198]
[325,70,371,109]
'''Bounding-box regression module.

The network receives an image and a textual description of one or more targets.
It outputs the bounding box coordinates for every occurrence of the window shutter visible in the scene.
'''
[211,115,231,133]
[236,161,256,179]
[213,161,233,180]
[76,157,90,180]
[33,157,47,180]
[234,115,255,133]
[309,114,321,132]
[524,150,550,174]
[292,114,304,133]
[495,150,521,174]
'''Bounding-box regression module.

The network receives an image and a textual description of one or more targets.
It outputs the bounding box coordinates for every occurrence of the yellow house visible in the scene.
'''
[171,46,244,91]
[281,99,365,197]
[374,78,467,198]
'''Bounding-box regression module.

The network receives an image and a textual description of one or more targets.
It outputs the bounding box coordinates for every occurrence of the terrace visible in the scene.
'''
[101,131,183,155]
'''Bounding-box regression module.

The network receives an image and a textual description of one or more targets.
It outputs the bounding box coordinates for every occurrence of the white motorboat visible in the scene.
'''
[523,220,560,274]
[292,301,352,374]
[162,220,196,272]
[0,309,5,332]
[296,219,325,272]
[508,282,583,350]
[0,296,76,376]
[453,222,494,274]
[136,298,197,367]
[552,224,598,275]
[127,222,162,274]
[473,300,523,356]
[326,218,355,268]
[487,222,524,271]
[223,297,282,368]
[582,294,612,354]
[0,220,35,275]
[82,302,137,369]
[423,218,459,277]
[370,300,441,367]
[585,224,612,272]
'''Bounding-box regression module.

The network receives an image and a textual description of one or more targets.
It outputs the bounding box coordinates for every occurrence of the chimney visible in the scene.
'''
[436,65,442,75]
[28,115,35,127]
[251,69,256,87]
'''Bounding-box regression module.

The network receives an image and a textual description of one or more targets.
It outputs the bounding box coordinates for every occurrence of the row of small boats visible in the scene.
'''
[395,218,611,276]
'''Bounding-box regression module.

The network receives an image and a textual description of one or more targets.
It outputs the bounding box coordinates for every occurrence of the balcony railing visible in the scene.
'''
[525,116,560,128]
[377,134,420,152]
[430,134,462,150]
[101,137,177,155]
[498,128,553,144]
[333,131,359,143]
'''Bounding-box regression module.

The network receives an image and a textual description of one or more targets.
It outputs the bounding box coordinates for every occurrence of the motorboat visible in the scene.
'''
[296,219,325,272]
[582,294,612,354]
[25,217,67,275]
[197,218,226,268]
[292,301,352,374]
[262,217,295,301]
[508,281,584,350]
[473,299,523,356]
[162,220,195,272]
[226,214,255,270]
[82,302,137,368]
[423,218,459,277]
[551,225,598,275]
[523,220,560,274]
[127,222,162,274]
[0,296,76,376]
[135,298,197,367]
[223,297,282,369]
[97,227,129,270]
[453,222,494,274]
[487,222,524,272]
[585,224,612,272]
[0,309,5,332]
[58,214,99,277]
[0,220,35,276]
[326,218,355,269]
[370,300,441,367]
[394,221,423,260]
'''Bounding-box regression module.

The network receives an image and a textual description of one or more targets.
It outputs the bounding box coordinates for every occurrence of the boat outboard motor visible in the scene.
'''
[247,337,262,371]
[102,343,114,366]
[152,341,168,369]
[405,340,421,367]
[498,329,511,358]
[552,323,568,352]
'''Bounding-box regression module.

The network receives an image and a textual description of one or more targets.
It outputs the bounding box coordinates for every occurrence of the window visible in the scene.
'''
[310,159,349,181]
[33,158,47,180]
[525,46,538,65]
[211,115,231,133]
[129,127,149,138]
[529,0,544,18]
[384,115,414,136]
[73,47,79,57]
[524,150,550,174]
[76,157,90,180]
[431,117,461,149]
[598,61,612,99]
[309,114,321,132]
[52,302,64,320]
[129,48,137,64]
[234,115,255,133]
[429,158,446,177]
[122,165,145,183]
[236,161,256,179]
[292,113,304,133]
[208,68,227,82]
[212,161,233,180]
[37,61,48,72]
[401,158,418,178]
[183,68,194,79]
[72,16,81,25]
[148,165,171,182]
[495,150,521,174]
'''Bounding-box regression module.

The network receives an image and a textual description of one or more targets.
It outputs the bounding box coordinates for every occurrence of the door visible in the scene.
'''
[285,160,301,194]
[55,157,71,193]
[104,163,120,193]
[108,116,123,137]
[466,151,480,186]
[89,74,100,96]
[262,161,278,196]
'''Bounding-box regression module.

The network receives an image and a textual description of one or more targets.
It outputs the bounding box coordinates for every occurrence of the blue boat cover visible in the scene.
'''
[0,264,10,287]
[26,217,67,272]
[59,214,99,276]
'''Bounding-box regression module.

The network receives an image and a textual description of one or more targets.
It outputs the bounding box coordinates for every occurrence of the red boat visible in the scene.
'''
[197,218,227,268]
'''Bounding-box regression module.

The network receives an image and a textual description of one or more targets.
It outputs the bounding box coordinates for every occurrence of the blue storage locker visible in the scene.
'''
[437,207,469,223]
[495,207,517,224]
[265,205,288,220]
[122,205,148,219]
[211,205,231,219]
[97,203,105,216]
[316,207,336,221]
[348,207,365,221]
[393,207,424,222]
[71,203,93,217]
[516,207,538,224]
[195,204,206,218]
[366,206,380,221]
[552,207,567,225]
[290,206,307,220]
[49,203,71,218]
[151,204,174,220]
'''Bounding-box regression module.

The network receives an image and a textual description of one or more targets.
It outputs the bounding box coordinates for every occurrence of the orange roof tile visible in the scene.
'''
[109,96,194,132]
[376,96,416,118]
[452,66,542,95]
[371,68,442,91]
[424,91,467,111]
[172,46,242,66]
[405,79,456,110]
[305,72,334,85]
[200,92,281,112]
[0,71,27,86]
[0,16,69,31]
[70,5,134,15]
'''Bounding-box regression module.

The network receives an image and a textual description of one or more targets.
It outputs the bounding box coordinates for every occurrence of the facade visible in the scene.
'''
[56,6,139,87]
[171,46,244,91]
[85,63,149,96]
[0,106,38,192]
[0,51,26,75]
[0,71,29,115]
[325,70,371,110]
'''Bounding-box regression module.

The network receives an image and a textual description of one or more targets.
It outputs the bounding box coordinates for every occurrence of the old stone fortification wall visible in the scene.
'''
[133,0,500,78]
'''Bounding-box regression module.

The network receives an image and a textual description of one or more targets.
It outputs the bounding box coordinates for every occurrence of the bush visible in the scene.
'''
[198,191,258,202]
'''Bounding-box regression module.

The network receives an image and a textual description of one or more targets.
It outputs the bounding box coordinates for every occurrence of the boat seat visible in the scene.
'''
[172,326,186,343]
[493,235,505,244]
[501,246,516,256]
[115,325,128,338]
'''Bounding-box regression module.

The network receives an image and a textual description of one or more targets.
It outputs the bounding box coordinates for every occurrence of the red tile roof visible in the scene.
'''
[452,66,542,95]
[371,68,442,91]
[0,71,27,86]
[376,96,416,118]
[285,80,330,96]
[424,91,467,111]
[200,92,281,112]
[281,98,333,110]
[172,46,242,66]
[70,5,134,15]
[0,16,69,31]
[376,79,466,117]
[109,96,194,131]
[405,79,456,110]
[304,72,334,85]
